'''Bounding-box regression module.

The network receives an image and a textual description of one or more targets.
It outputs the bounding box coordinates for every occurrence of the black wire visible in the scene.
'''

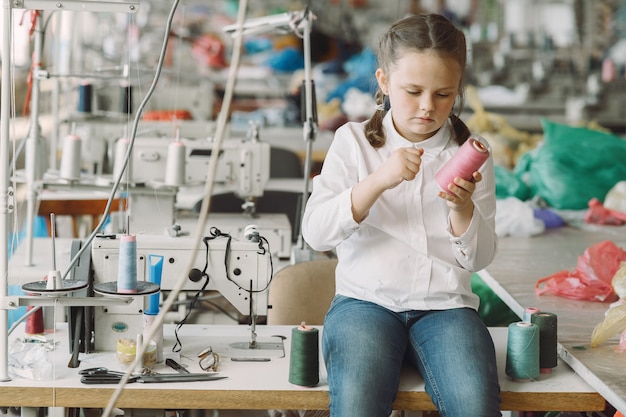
[171,227,274,351]
[208,227,274,293]
[171,271,211,353]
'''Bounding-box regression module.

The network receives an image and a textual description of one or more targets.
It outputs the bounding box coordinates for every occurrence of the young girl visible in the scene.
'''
[302,14,500,417]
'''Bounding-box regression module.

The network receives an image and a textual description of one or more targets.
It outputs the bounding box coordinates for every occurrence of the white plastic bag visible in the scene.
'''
[495,197,545,237]
[8,337,54,380]
[604,180,626,214]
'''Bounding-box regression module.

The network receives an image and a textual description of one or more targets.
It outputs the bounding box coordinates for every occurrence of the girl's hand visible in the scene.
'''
[375,147,424,190]
[438,171,482,212]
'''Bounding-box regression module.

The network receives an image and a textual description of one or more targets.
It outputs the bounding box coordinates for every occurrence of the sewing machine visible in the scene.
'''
[127,134,293,258]
[131,135,270,197]
[87,231,272,352]
[127,134,271,236]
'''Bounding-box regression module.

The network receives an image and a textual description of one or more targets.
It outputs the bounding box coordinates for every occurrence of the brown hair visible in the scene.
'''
[364,14,470,148]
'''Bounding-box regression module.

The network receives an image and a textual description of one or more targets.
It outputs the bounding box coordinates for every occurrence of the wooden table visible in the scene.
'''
[477,224,626,415]
[0,323,603,412]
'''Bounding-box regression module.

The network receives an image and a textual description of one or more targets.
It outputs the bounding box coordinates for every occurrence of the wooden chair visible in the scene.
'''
[266,258,337,417]
[267,257,337,326]
[37,197,124,238]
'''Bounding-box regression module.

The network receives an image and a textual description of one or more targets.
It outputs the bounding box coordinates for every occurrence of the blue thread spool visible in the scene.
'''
[77,82,92,113]
[505,321,540,381]
[117,234,138,293]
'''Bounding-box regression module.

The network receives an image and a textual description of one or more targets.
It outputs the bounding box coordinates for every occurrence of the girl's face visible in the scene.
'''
[376,50,462,143]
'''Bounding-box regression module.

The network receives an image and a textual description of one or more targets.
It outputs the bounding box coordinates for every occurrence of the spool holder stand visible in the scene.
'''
[16,215,159,362]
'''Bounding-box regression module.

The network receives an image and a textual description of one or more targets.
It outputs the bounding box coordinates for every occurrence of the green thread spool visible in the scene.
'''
[505,321,540,381]
[289,322,319,387]
[531,312,558,373]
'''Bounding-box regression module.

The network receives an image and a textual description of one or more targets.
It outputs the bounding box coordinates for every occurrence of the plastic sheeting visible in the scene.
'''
[514,118,626,210]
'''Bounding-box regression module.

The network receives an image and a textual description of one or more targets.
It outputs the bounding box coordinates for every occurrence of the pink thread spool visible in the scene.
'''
[435,136,489,195]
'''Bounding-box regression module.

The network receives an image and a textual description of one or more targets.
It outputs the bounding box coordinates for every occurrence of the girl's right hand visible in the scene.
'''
[375,147,424,190]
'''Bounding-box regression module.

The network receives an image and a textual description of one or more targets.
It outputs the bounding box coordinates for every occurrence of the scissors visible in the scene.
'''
[79,367,227,384]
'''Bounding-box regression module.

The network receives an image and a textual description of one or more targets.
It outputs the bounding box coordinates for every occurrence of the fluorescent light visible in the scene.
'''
[223,12,295,36]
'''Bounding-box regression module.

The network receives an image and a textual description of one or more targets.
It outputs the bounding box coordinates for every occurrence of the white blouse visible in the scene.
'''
[302,111,498,312]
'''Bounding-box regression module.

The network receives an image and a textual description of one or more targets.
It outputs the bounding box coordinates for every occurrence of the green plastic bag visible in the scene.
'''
[495,165,530,201]
[471,273,519,327]
[513,118,626,210]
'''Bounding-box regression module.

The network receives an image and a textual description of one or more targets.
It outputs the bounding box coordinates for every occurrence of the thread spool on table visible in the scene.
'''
[505,321,540,381]
[289,322,319,387]
[531,312,558,373]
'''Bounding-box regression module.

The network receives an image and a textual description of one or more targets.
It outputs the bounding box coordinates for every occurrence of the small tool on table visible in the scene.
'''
[166,358,190,374]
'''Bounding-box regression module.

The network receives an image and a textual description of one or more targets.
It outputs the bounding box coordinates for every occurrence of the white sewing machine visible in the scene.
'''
[131,136,270,197]
[127,135,292,258]
[89,231,272,352]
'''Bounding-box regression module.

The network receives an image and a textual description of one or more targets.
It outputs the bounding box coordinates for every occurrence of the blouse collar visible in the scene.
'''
[383,110,454,156]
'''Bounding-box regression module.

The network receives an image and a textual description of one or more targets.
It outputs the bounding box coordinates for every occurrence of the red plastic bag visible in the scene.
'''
[535,240,626,302]
[585,198,626,225]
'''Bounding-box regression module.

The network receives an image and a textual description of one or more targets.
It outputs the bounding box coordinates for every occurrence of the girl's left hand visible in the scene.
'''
[438,171,482,212]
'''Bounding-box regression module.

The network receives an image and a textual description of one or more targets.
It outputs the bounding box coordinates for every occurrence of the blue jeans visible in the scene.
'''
[322,295,501,417]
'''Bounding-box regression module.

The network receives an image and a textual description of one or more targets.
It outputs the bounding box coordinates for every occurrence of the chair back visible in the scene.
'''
[267,258,337,326]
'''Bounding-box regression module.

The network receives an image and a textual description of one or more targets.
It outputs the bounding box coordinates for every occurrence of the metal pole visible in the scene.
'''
[295,10,316,255]
[24,13,44,267]
[1,0,14,382]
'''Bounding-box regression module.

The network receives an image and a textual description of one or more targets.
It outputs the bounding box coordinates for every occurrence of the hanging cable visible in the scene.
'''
[101,0,249,415]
